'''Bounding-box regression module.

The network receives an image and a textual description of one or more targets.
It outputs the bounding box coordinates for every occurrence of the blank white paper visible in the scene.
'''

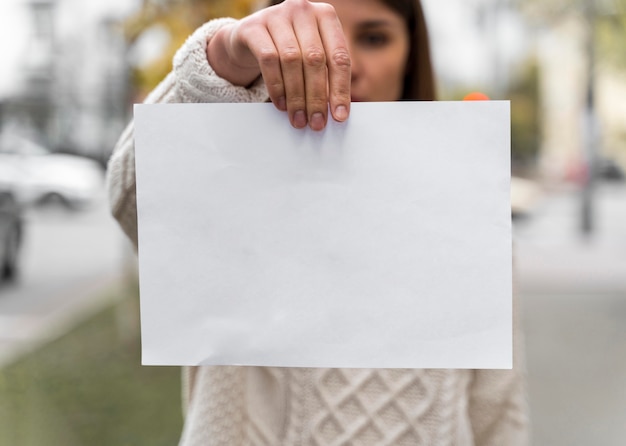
[134,101,512,368]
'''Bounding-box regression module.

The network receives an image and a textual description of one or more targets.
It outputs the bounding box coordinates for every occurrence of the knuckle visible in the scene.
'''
[307,92,328,107]
[266,79,284,93]
[331,49,351,70]
[332,83,351,99]
[303,48,326,68]
[257,47,279,66]
[280,47,302,65]
[294,0,313,9]
[315,2,336,16]
[287,96,306,109]
[282,0,311,16]
[309,97,327,108]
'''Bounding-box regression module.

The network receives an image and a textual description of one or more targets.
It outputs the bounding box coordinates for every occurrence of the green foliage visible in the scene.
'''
[508,60,542,167]
[0,281,182,446]
[440,59,543,169]
[124,0,260,98]
[518,0,626,70]
[597,12,626,69]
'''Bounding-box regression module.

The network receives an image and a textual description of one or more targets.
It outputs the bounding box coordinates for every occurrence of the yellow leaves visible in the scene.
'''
[125,0,261,98]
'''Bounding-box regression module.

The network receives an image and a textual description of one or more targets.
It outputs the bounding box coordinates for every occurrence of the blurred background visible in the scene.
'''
[0,0,624,444]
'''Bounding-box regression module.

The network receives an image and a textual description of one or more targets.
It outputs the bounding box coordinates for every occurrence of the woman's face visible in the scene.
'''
[312,0,410,102]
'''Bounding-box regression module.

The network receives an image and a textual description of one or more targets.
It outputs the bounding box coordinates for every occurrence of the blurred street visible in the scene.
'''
[0,195,131,367]
[515,182,626,446]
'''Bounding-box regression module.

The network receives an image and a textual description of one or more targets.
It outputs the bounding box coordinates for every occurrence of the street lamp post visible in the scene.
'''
[581,0,598,236]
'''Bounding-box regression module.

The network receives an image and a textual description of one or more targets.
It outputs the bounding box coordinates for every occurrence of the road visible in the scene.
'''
[514,182,626,446]
[0,194,132,367]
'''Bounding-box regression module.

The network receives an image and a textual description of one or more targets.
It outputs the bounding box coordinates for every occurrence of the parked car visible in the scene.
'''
[0,186,23,282]
[596,157,625,182]
[511,176,541,220]
[0,132,104,209]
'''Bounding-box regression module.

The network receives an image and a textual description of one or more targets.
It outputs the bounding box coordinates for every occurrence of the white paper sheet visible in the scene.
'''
[134,101,512,368]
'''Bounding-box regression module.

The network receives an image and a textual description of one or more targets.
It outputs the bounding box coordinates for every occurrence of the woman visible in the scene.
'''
[107,0,529,444]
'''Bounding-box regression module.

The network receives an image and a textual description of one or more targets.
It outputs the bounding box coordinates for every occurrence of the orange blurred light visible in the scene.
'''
[463,92,490,101]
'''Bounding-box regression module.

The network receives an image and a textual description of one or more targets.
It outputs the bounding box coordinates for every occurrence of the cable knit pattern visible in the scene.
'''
[106,17,529,446]
[299,369,471,446]
[179,366,246,445]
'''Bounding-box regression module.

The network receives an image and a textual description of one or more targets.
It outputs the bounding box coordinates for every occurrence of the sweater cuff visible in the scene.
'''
[173,18,269,103]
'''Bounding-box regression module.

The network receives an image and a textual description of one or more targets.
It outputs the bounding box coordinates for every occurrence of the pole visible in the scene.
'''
[581,0,597,236]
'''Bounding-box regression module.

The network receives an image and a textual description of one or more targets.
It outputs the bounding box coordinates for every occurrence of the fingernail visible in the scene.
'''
[294,110,307,128]
[276,96,286,111]
[335,105,348,121]
[310,112,325,131]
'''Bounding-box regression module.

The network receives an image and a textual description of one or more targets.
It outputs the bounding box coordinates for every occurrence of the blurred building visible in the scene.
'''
[426,0,626,182]
[423,0,530,98]
[1,0,136,164]
[2,0,56,143]
[533,5,626,183]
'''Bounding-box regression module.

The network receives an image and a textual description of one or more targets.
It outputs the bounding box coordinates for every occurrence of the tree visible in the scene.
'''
[517,0,626,69]
[508,60,541,170]
[123,0,259,99]
[516,0,626,233]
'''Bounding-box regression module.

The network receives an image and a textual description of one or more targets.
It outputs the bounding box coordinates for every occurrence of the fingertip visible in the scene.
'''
[334,104,348,122]
[310,112,326,131]
[275,96,286,111]
[293,110,307,129]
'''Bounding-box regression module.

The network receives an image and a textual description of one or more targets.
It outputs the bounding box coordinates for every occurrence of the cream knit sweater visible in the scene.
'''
[107,18,529,446]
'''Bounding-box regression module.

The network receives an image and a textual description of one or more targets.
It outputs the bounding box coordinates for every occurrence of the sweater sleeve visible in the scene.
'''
[106,17,270,247]
[468,280,530,445]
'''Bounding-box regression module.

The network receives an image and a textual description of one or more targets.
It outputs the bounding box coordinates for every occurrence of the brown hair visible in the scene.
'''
[265,0,436,100]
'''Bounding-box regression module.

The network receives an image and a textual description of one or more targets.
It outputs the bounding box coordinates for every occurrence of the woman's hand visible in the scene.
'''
[207,0,351,131]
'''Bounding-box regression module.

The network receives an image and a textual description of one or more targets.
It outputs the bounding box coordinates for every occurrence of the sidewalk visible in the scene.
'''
[0,199,135,369]
[514,182,626,294]
[0,271,131,368]
[513,182,626,446]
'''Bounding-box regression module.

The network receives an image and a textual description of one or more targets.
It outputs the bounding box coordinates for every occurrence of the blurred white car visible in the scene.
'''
[0,133,104,209]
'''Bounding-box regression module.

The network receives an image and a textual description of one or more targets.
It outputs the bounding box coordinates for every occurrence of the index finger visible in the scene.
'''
[317,7,351,122]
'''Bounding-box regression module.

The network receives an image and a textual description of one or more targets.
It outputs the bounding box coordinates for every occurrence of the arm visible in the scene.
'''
[106,18,270,248]
[108,1,354,245]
